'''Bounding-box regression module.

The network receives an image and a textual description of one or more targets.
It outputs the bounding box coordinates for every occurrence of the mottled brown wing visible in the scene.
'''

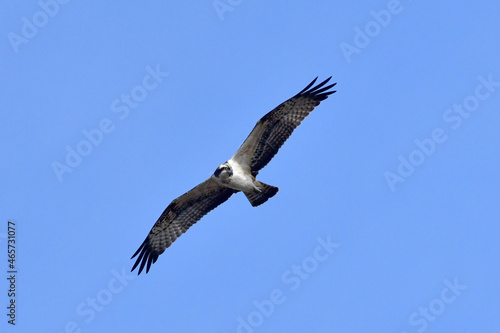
[231,77,336,175]
[131,178,236,275]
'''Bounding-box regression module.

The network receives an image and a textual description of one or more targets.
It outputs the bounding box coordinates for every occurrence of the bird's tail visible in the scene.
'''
[244,181,279,207]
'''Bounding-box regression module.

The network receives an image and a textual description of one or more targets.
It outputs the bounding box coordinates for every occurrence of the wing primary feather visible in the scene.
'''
[130,243,147,272]
[303,76,333,95]
[131,238,146,259]
[310,84,337,101]
[146,253,155,274]
[131,259,140,273]
[138,251,149,275]
[308,76,330,91]
[132,240,159,275]
[295,77,318,96]
[309,82,336,96]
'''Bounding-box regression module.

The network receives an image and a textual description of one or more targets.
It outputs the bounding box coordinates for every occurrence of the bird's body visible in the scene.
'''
[131,77,337,274]
[213,160,256,192]
[227,161,254,192]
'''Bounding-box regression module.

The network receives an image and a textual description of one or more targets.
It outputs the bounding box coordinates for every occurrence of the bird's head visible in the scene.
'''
[213,162,233,180]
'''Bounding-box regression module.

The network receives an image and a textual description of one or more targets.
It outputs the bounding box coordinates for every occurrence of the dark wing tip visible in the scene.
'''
[131,237,159,275]
[296,76,318,95]
[296,77,337,101]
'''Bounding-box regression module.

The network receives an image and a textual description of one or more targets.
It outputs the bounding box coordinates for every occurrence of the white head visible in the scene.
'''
[213,162,233,183]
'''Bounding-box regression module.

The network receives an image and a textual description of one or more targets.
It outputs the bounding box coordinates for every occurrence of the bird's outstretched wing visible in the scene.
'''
[131,178,236,275]
[231,77,336,175]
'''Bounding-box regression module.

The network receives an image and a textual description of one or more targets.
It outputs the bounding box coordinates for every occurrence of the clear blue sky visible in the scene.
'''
[2,1,499,332]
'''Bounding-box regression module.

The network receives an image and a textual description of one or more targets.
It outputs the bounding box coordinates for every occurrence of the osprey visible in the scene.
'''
[131,77,336,274]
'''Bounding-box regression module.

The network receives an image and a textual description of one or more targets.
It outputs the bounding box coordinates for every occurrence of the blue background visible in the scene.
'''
[2,1,499,332]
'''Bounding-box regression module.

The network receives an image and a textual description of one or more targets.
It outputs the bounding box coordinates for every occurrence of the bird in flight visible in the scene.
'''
[131,77,337,274]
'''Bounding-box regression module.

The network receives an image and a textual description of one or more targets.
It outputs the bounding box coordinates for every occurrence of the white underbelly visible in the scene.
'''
[227,160,255,192]
[229,173,255,192]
